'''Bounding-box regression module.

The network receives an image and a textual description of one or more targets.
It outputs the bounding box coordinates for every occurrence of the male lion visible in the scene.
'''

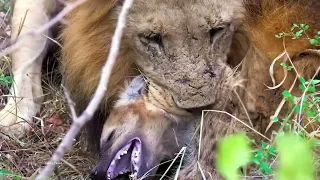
[60,0,245,151]
[1,0,245,142]
[0,0,59,136]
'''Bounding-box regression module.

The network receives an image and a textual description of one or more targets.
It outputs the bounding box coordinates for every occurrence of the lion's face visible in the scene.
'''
[116,0,244,109]
[91,76,195,180]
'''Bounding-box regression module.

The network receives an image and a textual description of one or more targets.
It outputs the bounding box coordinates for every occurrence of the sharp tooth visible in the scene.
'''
[117,156,121,160]
[123,150,128,154]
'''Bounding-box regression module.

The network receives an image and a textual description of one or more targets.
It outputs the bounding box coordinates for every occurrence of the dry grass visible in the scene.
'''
[0,1,95,179]
[0,54,96,180]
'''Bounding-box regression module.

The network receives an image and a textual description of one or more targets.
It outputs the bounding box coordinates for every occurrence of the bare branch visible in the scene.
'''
[62,86,77,120]
[35,0,134,179]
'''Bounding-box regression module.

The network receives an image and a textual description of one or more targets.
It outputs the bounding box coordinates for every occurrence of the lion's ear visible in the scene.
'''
[117,75,147,105]
[127,75,147,96]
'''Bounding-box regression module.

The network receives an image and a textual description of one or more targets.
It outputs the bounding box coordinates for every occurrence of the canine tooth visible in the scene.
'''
[123,150,128,154]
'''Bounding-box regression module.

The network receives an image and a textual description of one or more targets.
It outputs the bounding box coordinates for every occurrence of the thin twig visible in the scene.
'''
[35,0,134,179]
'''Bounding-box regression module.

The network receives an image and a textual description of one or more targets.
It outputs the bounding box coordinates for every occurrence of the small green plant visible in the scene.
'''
[251,142,277,174]
[0,72,13,86]
[0,0,10,13]
[0,168,21,180]
[275,23,320,45]
[216,133,316,180]
[280,62,293,71]
[216,133,252,180]
[215,22,320,180]
[275,134,315,180]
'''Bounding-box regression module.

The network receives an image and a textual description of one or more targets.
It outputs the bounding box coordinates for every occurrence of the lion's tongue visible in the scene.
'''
[107,139,142,180]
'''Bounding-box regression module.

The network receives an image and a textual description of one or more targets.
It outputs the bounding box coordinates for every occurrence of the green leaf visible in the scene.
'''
[269,146,277,157]
[261,142,269,149]
[0,168,21,180]
[284,123,291,130]
[0,168,12,177]
[303,25,310,31]
[294,105,305,113]
[275,34,281,38]
[275,134,315,180]
[253,150,264,163]
[299,84,306,91]
[282,90,292,98]
[273,117,279,122]
[310,39,317,45]
[311,79,320,85]
[216,133,252,180]
[299,77,306,84]
[260,162,273,174]
[287,66,293,71]
[307,86,316,94]
[307,110,316,118]
[295,30,304,37]
[280,62,287,67]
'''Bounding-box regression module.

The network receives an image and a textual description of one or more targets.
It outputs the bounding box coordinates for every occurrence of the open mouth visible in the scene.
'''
[107,138,142,180]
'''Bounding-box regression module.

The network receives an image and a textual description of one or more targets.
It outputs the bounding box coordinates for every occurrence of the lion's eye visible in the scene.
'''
[209,26,226,43]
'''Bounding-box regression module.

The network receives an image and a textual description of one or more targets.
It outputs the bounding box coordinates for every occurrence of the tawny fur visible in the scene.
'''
[240,0,320,134]
[60,0,245,152]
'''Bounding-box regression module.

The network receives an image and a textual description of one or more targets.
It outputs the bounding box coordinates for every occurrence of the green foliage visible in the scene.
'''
[280,62,293,71]
[275,23,320,46]
[252,142,276,174]
[0,168,21,180]
[0,72,13,86]
[0,0,10,13]
[216,134,316,180]
[216,133,252,180]
[275,134,315,180]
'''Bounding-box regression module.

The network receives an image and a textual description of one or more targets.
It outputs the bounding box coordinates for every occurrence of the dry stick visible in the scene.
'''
[34,0,134,179]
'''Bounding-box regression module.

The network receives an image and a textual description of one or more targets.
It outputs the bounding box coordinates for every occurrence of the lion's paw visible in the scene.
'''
[0,99,38,138]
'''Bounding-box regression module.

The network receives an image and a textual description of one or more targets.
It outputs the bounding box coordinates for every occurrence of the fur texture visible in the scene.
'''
[60,0,245,152]
[240,0,320,134]
[91,76,196,180]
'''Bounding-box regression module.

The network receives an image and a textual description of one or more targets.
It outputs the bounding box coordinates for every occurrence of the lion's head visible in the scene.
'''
[117,0,245,109]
